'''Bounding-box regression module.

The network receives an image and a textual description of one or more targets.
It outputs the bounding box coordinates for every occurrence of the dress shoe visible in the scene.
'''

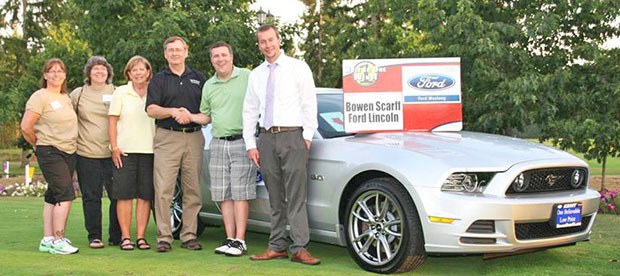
[250,248,288,260]
[291,249,320,265]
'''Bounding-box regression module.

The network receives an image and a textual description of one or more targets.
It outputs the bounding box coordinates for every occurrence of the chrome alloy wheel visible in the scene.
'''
[348,190,404,266]
[170,186,183,235]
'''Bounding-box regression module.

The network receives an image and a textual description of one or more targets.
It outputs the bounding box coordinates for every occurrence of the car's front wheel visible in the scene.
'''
[344,178,426,273]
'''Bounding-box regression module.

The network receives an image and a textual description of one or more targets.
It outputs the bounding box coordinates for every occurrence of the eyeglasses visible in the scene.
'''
[46,70,65,75]
[166,48,185,53]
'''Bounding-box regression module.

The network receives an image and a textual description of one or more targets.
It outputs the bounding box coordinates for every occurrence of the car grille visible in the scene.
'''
[505,168,587,194]
[514,215,592,240]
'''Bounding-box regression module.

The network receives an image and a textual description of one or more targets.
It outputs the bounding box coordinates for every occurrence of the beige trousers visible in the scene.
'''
[153,128,204,243]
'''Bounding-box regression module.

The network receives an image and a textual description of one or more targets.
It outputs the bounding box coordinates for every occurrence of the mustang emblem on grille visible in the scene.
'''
[545,174,564,186]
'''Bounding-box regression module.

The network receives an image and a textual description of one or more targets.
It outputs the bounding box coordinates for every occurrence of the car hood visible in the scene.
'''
[340,131,581,171]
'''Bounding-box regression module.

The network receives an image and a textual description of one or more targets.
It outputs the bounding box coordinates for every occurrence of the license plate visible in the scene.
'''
[551,203,582,228]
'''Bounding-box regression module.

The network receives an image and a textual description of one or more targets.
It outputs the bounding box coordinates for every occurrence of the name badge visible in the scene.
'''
[102,94,113,103]
[50,100,62,110]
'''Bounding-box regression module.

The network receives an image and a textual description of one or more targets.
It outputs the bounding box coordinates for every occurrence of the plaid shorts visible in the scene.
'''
[208,138,257,201]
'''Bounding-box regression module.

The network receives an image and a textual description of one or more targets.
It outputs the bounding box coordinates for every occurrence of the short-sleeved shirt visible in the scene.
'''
[108,82,156,153]
[25,89,78,154]
[200,67,250,138]
[146,66,206,129]
[70,84,115,158]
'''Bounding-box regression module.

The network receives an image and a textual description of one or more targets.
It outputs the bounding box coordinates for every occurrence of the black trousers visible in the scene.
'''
[76,155,121,244]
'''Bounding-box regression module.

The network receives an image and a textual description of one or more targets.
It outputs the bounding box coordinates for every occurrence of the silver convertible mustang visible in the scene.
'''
[168,89,600,273]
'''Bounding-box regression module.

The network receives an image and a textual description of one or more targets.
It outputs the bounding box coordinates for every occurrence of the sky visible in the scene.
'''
[251,0,308,24]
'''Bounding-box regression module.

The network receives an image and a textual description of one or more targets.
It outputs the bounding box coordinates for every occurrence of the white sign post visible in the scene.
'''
[2,161,8,178]
[24,164,31,184]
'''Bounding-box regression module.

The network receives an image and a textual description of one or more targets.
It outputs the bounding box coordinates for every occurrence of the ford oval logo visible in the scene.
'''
[408,74,455,90]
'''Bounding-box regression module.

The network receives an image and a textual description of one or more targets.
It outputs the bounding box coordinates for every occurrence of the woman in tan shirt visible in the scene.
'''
[21,58,79,254]
[70,56,121,248]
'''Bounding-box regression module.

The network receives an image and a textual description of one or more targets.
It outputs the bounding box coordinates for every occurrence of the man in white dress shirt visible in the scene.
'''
[242,24,320,265]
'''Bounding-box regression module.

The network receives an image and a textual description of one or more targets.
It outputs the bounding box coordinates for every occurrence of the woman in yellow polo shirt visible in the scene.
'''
[108,56,156,250]
[21,58,79,254]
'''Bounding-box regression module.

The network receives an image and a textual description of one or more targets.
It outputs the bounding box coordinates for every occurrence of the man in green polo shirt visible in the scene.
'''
[189,41,256,256]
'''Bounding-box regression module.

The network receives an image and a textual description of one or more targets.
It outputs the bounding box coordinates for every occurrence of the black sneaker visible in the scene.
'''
[214,239,234,254]
[224,240,247,256]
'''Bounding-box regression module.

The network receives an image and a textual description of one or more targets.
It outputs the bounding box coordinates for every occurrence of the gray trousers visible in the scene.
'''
[258,129,310,253]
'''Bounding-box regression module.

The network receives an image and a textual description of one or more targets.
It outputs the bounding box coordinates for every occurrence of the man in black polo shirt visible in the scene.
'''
[146,36,206,252]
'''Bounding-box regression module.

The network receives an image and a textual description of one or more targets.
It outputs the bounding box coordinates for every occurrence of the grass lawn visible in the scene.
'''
[0,197,618,275]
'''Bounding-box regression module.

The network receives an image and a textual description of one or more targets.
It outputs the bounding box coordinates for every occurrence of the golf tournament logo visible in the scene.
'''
[353,61,380,86]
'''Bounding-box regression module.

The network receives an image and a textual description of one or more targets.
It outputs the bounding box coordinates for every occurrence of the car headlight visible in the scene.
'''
[441,172,495,193]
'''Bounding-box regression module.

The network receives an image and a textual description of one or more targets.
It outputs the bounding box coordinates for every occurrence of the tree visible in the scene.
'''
[70,0,292,83]
[299,0,620,187]
[542,48,620,191]
[300,0,435,87]
[0,0,75,148]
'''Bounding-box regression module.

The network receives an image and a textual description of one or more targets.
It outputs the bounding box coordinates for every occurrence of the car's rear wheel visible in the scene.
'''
[170,180,206,240]
[344,178,426,273]
[151,172,206,240]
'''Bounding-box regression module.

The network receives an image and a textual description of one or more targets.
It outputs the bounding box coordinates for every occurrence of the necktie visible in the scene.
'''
[263,64,276,130]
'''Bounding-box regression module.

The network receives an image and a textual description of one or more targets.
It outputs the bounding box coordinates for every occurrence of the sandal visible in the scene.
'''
[156,241,171,252]
[120,238,135,250]
[89,238,105,249]
[136,238,151,250]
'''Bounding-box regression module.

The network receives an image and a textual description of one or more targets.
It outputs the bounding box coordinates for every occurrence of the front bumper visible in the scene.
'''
[418,187,600,254]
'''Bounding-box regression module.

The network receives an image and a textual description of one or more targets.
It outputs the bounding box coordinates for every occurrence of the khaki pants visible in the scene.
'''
[153,128,204,243]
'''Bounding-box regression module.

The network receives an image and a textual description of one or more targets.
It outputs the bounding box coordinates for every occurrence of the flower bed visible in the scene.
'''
[0,181,47,197]
[599,189,619,215]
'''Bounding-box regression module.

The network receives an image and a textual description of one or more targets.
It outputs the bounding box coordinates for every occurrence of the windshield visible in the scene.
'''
[317,93,352,138]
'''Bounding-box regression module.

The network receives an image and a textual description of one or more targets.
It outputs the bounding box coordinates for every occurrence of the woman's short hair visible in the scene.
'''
[39,58,68,94]
[83,56,114,85]
[123,55,153,82]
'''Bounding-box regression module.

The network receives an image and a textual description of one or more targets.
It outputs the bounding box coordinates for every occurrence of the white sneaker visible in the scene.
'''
[39,238,53,252]
[214,239,234,254]
[224,240,247,256]
[49,238,79,255]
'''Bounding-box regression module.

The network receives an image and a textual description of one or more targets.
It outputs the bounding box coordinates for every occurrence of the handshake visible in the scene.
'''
[171,107,195,125]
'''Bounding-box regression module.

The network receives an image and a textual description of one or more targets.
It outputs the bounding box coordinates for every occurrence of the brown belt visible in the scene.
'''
[260,126,302,134]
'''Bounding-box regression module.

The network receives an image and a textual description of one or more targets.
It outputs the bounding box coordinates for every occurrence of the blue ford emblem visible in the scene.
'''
[408,74,455,90]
